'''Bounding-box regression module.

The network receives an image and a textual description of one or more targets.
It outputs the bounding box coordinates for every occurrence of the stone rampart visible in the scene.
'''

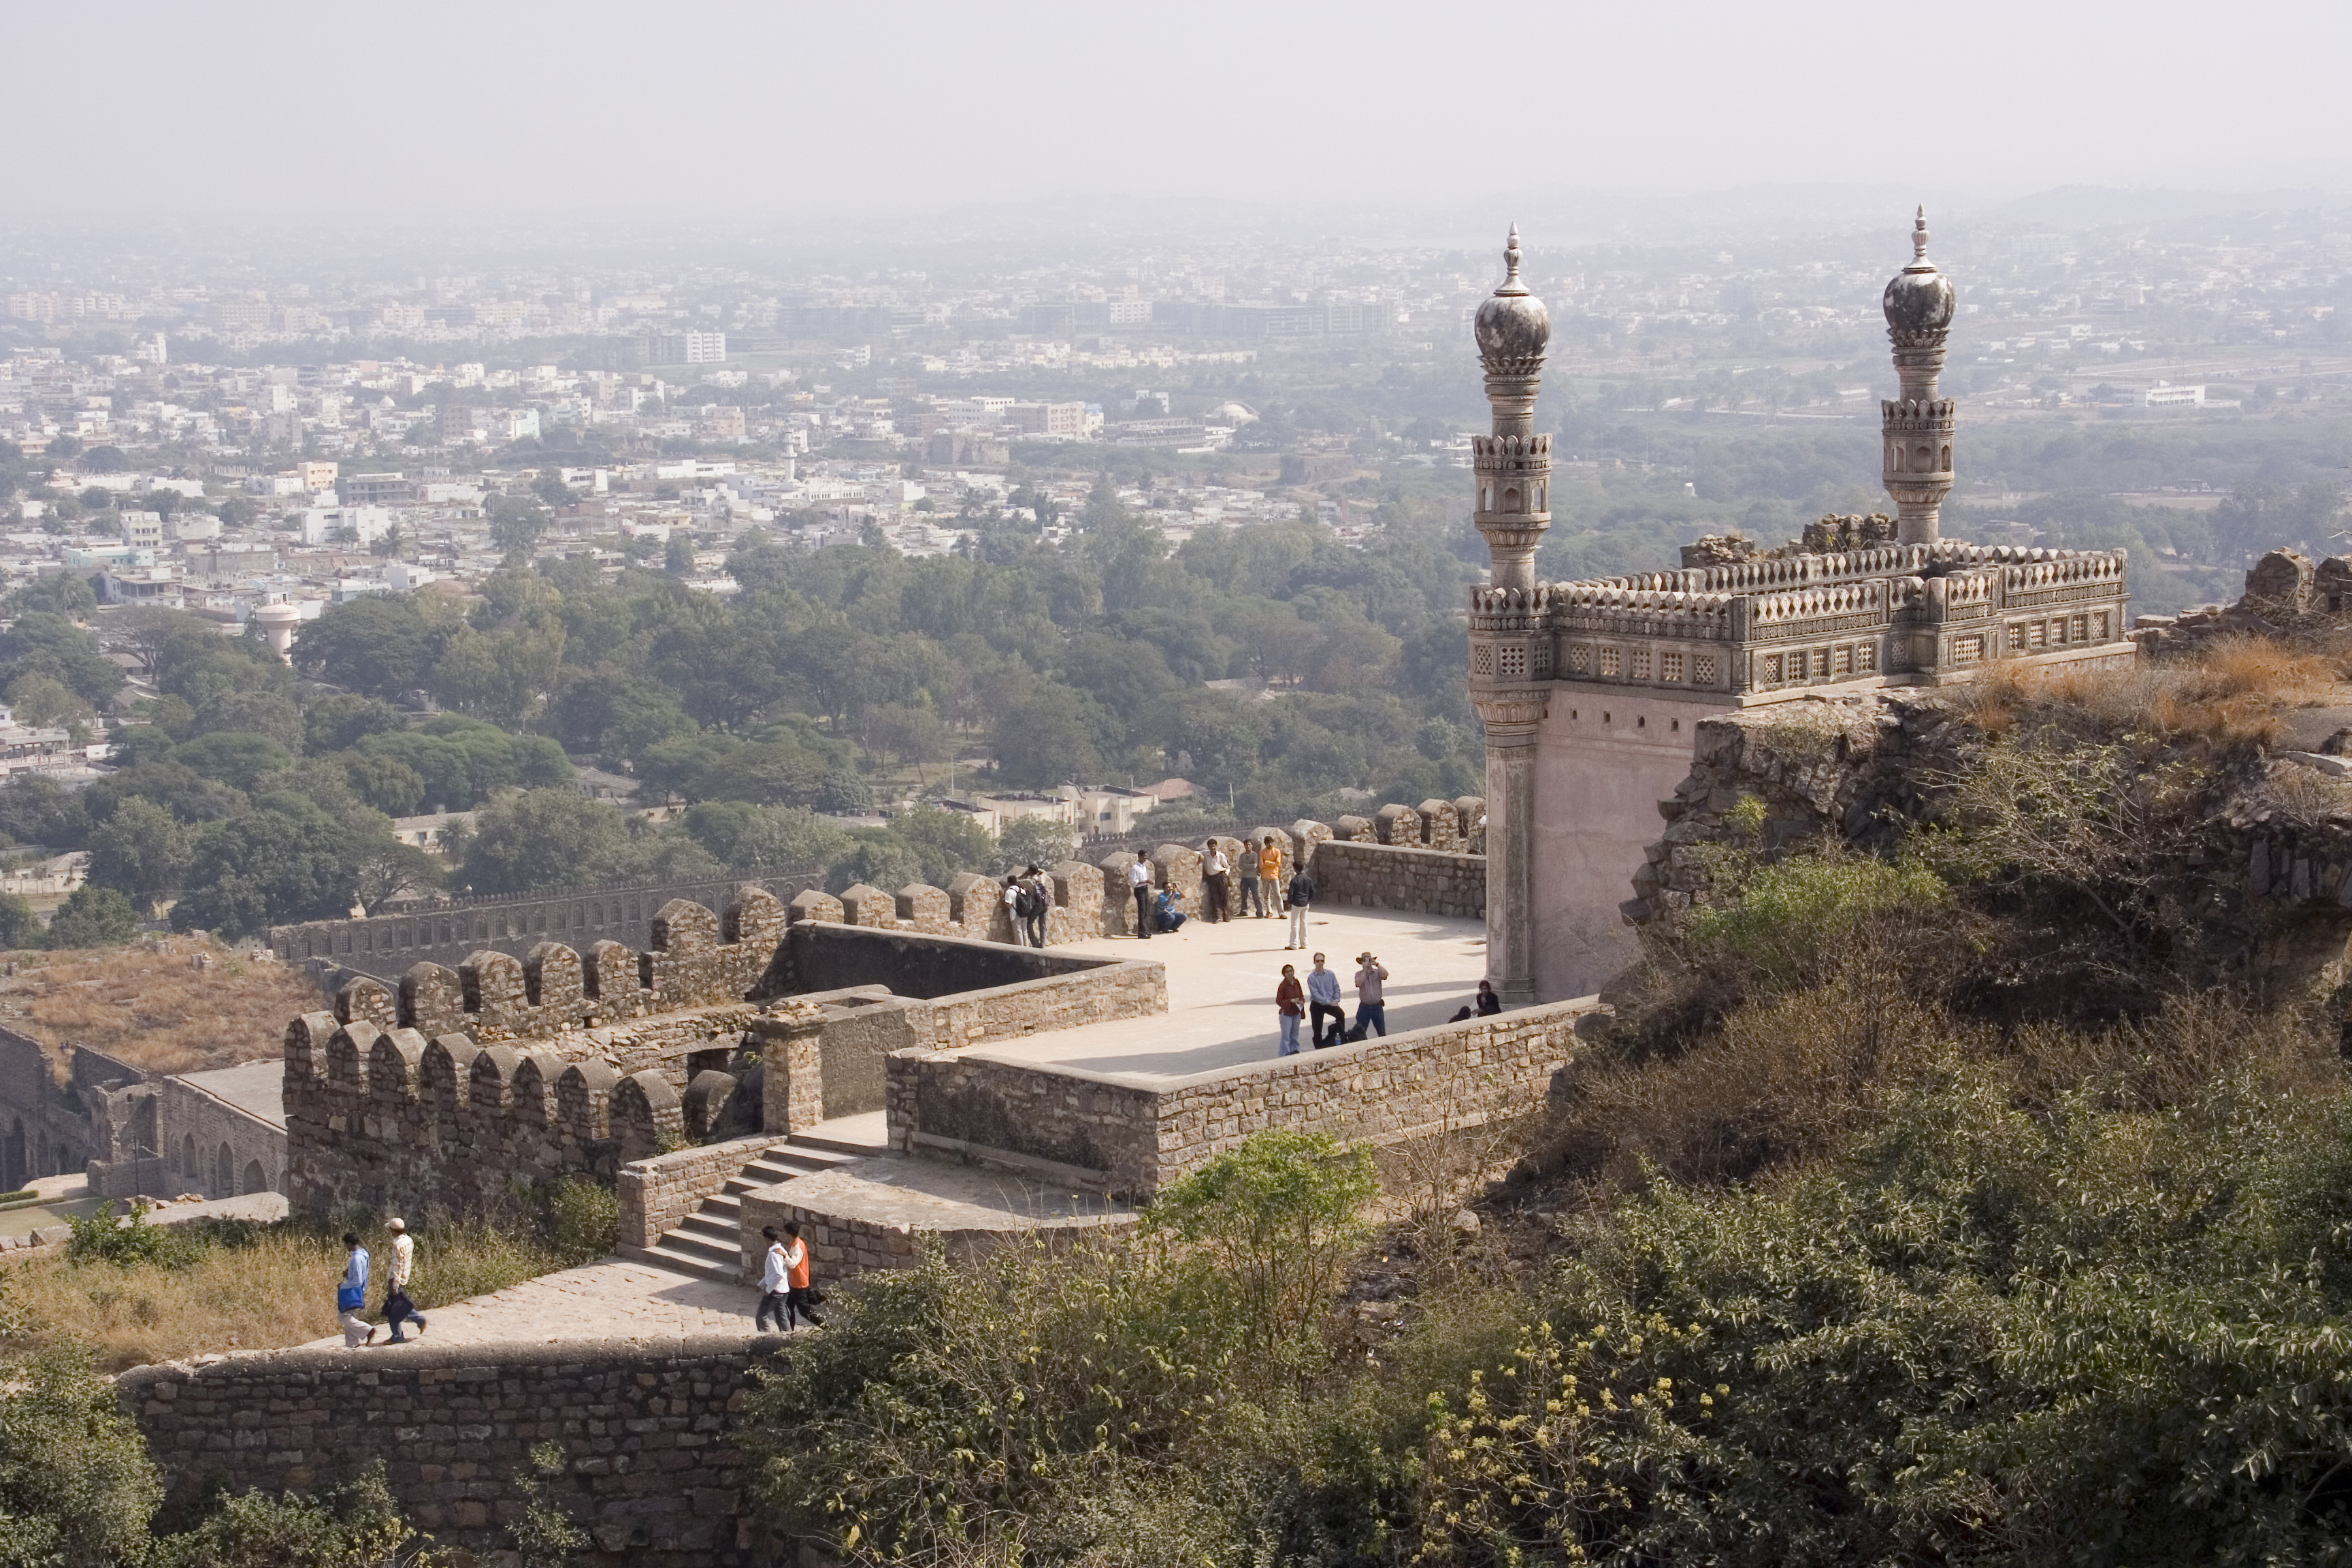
[884,996,1597,1199]
[270,868,827,982]
[119,1337,772,1566]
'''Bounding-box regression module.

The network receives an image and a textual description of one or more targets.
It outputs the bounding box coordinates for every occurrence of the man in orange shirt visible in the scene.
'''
[782,1221,822,1329]
[1255,838,1284,919]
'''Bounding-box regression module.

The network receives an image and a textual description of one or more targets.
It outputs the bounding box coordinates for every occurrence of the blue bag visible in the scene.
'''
[337,1284,365,1312]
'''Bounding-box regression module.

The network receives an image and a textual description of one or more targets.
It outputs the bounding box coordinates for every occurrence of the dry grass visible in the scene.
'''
[2,1213,572,1373]
[1944,636,2343,749]
[0,935,327,1077]
[1538,964,2338,1200]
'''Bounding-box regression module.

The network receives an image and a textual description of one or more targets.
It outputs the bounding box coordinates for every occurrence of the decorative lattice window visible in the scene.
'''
[1600,648,1622,677]
[1472,644,1493,675]
[1837,646,1854,676]
[2094,611,2110,640]
[2071,615,2089,642]
[1499,644,1528,679]
[1764,653,1784,684]
[1532,640,1554,677]
[1631,649,1652,681]
[2031,621,2048,648]
[1661,652,1684,682]
[1857,642,1876,671]
[1569,643,1592,674]
[1694,654,1716,685]
[1813,648,1831,678]
[2008,621,2027,650]
[1955,634,1985,665]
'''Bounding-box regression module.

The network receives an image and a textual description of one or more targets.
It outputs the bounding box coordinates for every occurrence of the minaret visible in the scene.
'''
[1881,206,1958,545]
[1472,224,1552,587]
[1467,227,1552,1004]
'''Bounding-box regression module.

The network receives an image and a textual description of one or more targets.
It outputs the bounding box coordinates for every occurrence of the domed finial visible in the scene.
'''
[1911,206,1931,267]
[1500,223,1526,295]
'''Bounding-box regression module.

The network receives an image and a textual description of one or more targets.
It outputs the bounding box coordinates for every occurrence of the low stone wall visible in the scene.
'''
[885,996,1598,1199]
[120,1338,774,1566]
[757,934,1165,1136]
[782,918,1117,998]
[1309,840,1487,919]
[617,1132,774,1250]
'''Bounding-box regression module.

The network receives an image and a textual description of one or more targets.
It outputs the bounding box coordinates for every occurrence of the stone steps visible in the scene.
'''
[627,1138,870,1284]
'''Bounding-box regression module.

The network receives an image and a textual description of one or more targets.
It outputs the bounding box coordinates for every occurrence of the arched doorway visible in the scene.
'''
[3,1117,23,1192]
[241,1160,268,1196]
[181,1134,197,1183]
[214,1143,233,1200]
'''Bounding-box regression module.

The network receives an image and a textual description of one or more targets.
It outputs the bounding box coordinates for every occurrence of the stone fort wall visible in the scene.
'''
[120,1337,772,1567]
[269,868,828,981]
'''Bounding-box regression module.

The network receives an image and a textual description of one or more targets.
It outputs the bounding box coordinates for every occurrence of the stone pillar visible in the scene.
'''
[1473,693,1547,1005]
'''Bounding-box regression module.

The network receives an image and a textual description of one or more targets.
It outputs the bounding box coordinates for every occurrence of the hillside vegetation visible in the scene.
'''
[0,936,324,1076]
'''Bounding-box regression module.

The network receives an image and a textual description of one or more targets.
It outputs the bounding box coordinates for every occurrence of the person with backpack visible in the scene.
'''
[757,1225,791,1334]
[1015,865,1051,948]
[338,1231,374,1348]
[1285,861,1314,949]
[1275,962,1305,1056]
[1003,875,1028,945]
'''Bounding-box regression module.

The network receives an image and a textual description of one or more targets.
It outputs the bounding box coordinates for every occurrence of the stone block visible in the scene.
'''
[336,975,397,1028]
[459,949,529,1032]
[524,942,584,1011]
[787,888,845,926]
[838,884,896,929]
[1288,819,1332,870]
[896,882,953,933]
[723,885,787,948]
[1374,803,1422,847]
[650,899,720,957]
[1417,799,1460,851]
[399,962,466,1037]
[1097,853,1141,936]
[1333,814,1377,843]
[945,873,1006,942]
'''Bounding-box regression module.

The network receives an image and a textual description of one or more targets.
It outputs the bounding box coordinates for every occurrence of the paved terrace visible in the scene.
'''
[973,904,1490,1081]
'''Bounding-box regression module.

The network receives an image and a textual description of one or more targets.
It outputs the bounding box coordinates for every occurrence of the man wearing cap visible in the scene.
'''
[1352,951,1388,1039]
[382,1217,427,1342]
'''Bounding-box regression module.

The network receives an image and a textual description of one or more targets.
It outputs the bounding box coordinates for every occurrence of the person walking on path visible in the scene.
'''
[1236,843,1262,917]
[1353,951,1389,1039]
[382,1216,427,1342]
[1255,838,1285,919]
[1127,856,1154,938]
[338,1231,374,1348]
[782,1222,823,1329]
[1285,862,1313,949]
[757,1225,791,1334]
[1203,841,1231,923]
[1476,979,1503,1017]
[1306,951,1345,1048]
[1275,963,1305,1056]
[1016,865,1051,948]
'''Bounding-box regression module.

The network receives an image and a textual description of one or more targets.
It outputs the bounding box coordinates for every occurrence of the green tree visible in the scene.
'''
[169,794,393,940]
[0,1343,163,1566]
[85,796,191,916]
[46,885,142,949]
[488,493,551,553]
[990,816,1078,877]
[989,686,1108,785]
[172,732,295,794]
[0,893,39,951]
[289,595,438,698]
[677,801,853,872]
[460,788,633,894]
[3,573,95,619]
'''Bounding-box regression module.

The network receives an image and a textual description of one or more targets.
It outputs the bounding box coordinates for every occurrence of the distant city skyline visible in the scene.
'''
[3,1,2349,221]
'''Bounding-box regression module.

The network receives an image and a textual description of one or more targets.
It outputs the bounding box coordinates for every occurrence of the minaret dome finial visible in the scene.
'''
[1912,206,1930,264]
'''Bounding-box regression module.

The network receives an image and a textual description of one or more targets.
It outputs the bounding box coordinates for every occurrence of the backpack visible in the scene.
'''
[1016,881,1045,918]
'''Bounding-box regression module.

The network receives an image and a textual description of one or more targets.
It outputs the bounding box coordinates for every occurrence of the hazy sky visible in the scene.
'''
[7,1,2349,224]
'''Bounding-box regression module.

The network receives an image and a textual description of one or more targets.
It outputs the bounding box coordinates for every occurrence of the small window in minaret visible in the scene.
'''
[1941,445,1951,468]
[1499,645,1527,679]
[1600,648,1621,677]
[1661,652,1684,682]
[1694,654,1716,685]
[1503,486,1521,512]
[1890,443,1903,473]
[1631,650,1650,681]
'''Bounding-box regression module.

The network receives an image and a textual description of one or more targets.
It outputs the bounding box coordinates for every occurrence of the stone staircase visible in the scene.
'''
[629,1132,877,1284]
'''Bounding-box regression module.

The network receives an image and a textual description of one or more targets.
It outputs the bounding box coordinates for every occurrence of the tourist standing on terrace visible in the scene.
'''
[1127,856,1154,938]
[1256,837,1285,919]
[1016,866,1051,948]
[338,1232,374,1348]
[1203,840,1232,922]
[1285,860,1314,949]
[1275,963,1305,1056]
[1353,952,1388,1039]
[1307,952,1345,1048]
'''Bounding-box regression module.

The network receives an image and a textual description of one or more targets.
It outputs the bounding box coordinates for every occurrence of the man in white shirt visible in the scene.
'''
[1126,856,1154,938]
[1002,877,1030,945]
[757,1224,791,1333]
[384,1216,427,1341]
[1203,842,1231,923]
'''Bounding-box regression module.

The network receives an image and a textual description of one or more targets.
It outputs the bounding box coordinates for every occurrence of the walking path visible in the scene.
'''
[294,1255,760,1351]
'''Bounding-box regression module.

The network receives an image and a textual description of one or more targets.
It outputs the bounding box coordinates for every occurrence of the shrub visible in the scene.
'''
[159,1463,442,1567]
[45,883,142,949]
[0,1342,165,1568]
[66,1199,206,1269]
[533,1178,618,1264]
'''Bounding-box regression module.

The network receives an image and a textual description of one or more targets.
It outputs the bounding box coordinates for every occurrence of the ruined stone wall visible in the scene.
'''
[1308,840,1487,918]
[282,887,793,1219]
[270,869,826,981]
[883,997,1595,1200]
[119,1338,771,1567]
[0,1028,108,1192]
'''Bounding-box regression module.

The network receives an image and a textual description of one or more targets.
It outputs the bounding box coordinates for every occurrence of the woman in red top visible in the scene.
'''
[1276,964,1305,1056]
